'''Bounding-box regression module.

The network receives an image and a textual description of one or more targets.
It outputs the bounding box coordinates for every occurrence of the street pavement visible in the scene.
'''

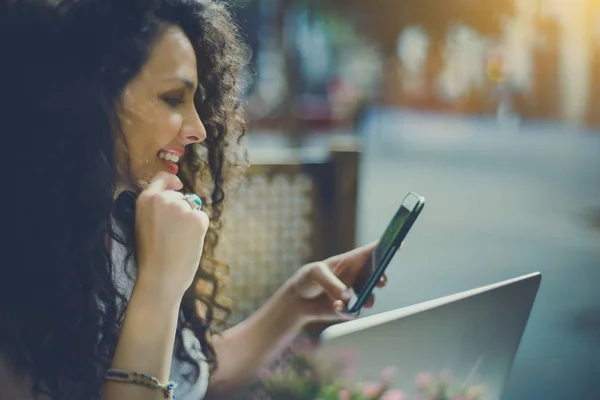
[355,109,600,400]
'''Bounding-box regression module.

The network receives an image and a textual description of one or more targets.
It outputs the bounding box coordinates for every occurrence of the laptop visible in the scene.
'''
[316,272,541,400]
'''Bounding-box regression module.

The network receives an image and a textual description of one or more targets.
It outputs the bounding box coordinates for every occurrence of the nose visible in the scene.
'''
[180,108,207,145]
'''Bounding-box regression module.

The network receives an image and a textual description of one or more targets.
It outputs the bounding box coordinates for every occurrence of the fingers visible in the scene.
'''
[341,240,403,264]
[327,241,378,267]
[348,241,378,260]
[308,262,351,304]
[376,274,388,288]
[363,294,375,309]
[332,299,344,312]
[145,171,184,194]
[160,190,184,202]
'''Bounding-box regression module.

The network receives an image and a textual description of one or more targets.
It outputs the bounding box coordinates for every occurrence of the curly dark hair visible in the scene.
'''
[0,0,248,399]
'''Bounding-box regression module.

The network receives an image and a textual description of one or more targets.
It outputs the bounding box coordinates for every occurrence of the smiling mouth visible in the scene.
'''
[157,150,182,174]
[157,150,181,164]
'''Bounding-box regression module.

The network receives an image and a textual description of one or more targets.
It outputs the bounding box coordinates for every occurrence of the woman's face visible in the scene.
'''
[117,24,206,189]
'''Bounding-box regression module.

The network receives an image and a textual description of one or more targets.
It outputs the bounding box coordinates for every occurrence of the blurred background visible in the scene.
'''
[215,0,600,399]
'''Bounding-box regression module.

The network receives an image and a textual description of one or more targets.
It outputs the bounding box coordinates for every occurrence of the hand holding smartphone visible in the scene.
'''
[347,192,425,315]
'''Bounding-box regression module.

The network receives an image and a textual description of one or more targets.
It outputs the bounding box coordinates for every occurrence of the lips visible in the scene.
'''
[157,149,182,174]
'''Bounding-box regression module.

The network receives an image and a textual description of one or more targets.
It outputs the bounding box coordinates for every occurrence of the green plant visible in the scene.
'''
[259,337,486,400]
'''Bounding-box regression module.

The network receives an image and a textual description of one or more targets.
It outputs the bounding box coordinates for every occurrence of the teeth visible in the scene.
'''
[159,151,180,163]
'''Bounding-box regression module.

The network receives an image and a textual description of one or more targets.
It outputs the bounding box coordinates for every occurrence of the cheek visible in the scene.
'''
[125,108,180,151]
[167,113,183,137]
[143,111,182,148]
[118,105,183,177]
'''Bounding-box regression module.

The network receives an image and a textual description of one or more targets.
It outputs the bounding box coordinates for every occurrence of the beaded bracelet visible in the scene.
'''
[106,369,177,399]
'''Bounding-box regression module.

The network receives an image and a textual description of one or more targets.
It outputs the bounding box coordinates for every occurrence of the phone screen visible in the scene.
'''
[353,205,411,295]
[348,193,424,313]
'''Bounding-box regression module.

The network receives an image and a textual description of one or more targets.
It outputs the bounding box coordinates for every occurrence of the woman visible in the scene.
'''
[0,1,385,399]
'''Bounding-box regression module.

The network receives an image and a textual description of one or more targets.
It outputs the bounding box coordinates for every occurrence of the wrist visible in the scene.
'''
[109,276,182,389]
[132,274,184,313]
[276,280,310,333]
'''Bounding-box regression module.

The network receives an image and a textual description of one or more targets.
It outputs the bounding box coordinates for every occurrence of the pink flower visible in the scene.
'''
[338,389,352,400]
[415,371,432,390]
[380,389,405,400]
[340,365,357,381]
[360,381,383,398]
[291,336,318,354]
[335,348,358,366]
[380,366,398,385]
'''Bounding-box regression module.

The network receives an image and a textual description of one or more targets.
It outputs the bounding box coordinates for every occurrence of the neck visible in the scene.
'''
[113,184,130,201]
[114,178,148,201]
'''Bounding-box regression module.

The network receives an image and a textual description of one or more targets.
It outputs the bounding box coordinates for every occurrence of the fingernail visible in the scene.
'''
[341,289,351,302]
[341,311,357,320]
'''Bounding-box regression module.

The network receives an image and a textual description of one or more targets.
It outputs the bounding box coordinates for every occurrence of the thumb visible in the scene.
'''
[307,262,351,304]
[145,171,184,194]
[327,241,378,269]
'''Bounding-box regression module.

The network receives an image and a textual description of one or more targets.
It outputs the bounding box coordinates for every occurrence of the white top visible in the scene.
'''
[111,230,210,400]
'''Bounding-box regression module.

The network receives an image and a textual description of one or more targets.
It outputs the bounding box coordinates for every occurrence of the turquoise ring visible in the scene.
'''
[183,194,203,210]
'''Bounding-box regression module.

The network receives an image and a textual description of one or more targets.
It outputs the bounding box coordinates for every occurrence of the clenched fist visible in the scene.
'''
[134,172,209,301]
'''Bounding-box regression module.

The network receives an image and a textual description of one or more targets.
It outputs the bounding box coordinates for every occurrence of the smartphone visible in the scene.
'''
[347,192,425,315]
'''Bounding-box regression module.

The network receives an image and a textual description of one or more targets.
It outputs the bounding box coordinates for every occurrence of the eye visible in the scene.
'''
[161,92,185,108]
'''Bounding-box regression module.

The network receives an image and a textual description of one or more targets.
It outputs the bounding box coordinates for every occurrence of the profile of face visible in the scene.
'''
[116,24,206,189]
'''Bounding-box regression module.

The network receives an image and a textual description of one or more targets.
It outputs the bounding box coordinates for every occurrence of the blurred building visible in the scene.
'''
[397,0,599,127]
[235,0,600,130]
[503,0,599,126]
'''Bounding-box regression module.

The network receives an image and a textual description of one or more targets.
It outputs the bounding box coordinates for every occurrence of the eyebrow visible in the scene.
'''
[163,77,198,92]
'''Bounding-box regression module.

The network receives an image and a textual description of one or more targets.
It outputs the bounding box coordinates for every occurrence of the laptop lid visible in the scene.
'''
[317,272,542,400]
